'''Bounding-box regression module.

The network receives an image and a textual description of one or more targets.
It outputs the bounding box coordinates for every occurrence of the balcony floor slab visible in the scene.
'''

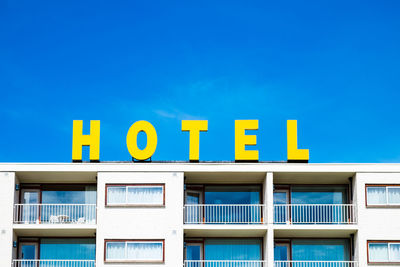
[13,224,96,237]
[184,224,268,237]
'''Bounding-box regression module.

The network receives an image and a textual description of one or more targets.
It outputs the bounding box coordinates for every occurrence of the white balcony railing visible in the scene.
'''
[12,260,95,267]
[13,204,97,224]
[184,204,266,224]
[185,260,267,267]
[274,204,357,224]
[274,261,358,267]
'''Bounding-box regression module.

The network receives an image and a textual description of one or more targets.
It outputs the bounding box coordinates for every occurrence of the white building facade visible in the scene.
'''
[1,162,400,267]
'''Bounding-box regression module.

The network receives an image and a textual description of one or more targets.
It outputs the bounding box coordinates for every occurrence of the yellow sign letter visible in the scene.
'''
[72,120,100,161]
[182,120,208,161]
[126,121,158,161]
[235,120,259,161]
[287,120,309,162]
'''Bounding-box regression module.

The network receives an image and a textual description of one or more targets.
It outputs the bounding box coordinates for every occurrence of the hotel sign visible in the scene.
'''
[72,120,309,162]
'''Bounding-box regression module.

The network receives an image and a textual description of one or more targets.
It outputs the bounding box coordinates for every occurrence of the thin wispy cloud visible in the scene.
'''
[154,109,205,121]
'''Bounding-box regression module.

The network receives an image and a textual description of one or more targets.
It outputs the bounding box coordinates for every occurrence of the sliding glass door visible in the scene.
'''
[274,190,289,224]
[185,189,203,223]
[21,189,40,223]
[275,239,351,267]
[274,185,350,224]
[185,238,263,267]
[204,185,262,223]
[291,186,348,223]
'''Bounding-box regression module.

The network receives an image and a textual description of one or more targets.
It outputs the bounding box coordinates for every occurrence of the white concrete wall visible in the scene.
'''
[266,172,274,266]
[96,171,184,267]
[0,172,16,266]
[356,172,400,267]
[1,163,400,266]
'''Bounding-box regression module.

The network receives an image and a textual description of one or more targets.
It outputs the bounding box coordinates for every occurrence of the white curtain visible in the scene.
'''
[367,187,386,205]
[390,244,400,261]
[369,243,388,262]
[107,187,126,204]
[388,188,400,204]
[106,242,125,259]
[127,242,163,260]
[127,186,163,205]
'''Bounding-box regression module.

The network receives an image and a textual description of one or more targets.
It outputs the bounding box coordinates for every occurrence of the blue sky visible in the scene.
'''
[1,1,400,163]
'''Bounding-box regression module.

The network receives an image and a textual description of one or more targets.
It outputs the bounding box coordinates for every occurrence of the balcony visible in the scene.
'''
[184,204,266,224]
[13,204,97,224]
[185,260,267,267]
[12,260,95,267]
[273,204,357,224]
[274,261,358,267]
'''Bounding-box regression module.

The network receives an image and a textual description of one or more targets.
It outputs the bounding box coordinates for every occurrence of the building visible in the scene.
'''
[1,162,400,267]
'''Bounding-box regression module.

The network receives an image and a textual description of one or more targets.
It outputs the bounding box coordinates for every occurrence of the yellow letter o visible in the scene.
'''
[126,121,158,160]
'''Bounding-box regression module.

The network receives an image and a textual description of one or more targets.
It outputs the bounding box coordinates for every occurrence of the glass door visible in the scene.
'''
[185,242,203,267]
[274,242,291,261]
[274,189,289,223]
[185,190,203,223]
[21,189,40,224]
[19,241,39,267]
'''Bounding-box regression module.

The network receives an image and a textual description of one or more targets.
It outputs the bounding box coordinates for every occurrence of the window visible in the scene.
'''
[105,240,164,262]
[106,184,165,206]
[368,241,400,263]
[366,185,400,206]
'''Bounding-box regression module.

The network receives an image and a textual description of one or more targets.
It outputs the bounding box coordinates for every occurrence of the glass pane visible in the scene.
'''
[21,245,36,259]
[127,186,163,205]
[390,244,400,261]
[369,243,389,262]
[274,245,289,260]
[23,192,39,204]
[367,187,387,205]
[292,239,350,261]
[126,242,163,261]
[40,238,96,260]
[42,191,85,204]
[205,186,261,205]
[388,188,400,204]
[274,192,288,204]
[187,245,201,260]
[107,187,126,204]
[187,193,200,204]
[205,238,262,260]
[106,242,125,260]
[291,186,348,204]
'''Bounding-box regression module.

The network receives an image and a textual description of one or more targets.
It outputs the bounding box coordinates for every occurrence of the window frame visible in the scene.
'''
[365,184,400,207]
[104,239,165,263]
[105,184,165,207]
[367,240,400,264]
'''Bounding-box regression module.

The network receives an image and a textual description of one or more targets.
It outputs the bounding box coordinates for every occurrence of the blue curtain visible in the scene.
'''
[205,238,262,260]
[292,239,350,261]
[40,238,96,260]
